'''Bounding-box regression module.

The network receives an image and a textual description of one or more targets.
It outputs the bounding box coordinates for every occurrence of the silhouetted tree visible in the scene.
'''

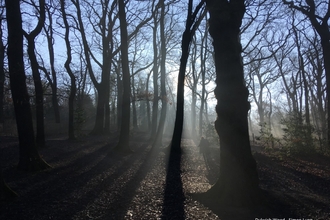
[60,0,76,140]
[22,0,46,148]
[42,2,61,123]
[116,0,132,152]
[5,0,50,171]
[153,0,167,146]
[283,0,330,147]
[150,1,159,139]
[170,0,205,150]
[0,9,4,125]
[205,0,260,206]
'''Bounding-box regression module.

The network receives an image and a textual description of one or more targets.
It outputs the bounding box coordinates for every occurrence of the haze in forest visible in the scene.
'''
[1,0,330,218]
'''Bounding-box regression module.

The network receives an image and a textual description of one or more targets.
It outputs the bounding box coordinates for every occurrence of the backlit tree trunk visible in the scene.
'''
[154,0,167,146]
[23,0,46,148]
[116,0,131,152]
[60,0,76,140]
[5,0,50,171]
[205,0,260,206]
[0,19,4,125]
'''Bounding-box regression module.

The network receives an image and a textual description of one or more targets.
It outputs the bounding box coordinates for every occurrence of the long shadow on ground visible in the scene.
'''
[161,147,185,220]
[0,134,163,219]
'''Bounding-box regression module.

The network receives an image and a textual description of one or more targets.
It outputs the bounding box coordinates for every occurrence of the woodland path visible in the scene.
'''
[1,134,330,219]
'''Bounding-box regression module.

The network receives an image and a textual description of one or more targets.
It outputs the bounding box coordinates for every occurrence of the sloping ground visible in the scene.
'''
[0,134,329,219]
[254,149,330,220]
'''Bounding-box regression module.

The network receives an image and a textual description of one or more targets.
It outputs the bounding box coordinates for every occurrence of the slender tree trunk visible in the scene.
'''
[151,12,159,139]
[23,0,46,148]
[170,0,205,150]
[5,0,50,171]
[132,75,138,130]
[0,24,4,124]
[116,0,131,152]
[60,0,76,140]
[44,6,60,123]
[146,71,152,130]
[116,67,123,131]
[199,19,208,137]
[26,38,46,148]
[154,0,167,146]
[205,0,260,206]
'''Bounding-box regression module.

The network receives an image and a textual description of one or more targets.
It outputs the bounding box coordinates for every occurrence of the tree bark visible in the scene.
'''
[23,0,46,148]
[44,5,60,123]
[0,21,4,124]
[150,8,159,139]
[5,0,50,171]
[170,0,205,150]
[116,0,131,152]
[60,0,76,140]
[154,0,167,146]
[205,0,260,206]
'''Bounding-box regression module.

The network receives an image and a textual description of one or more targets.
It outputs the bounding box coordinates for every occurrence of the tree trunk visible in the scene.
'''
[26,38,46,148]
[0,24,4,124]
[44,6,60,123]
[170,0,205,150]
[151,11,159,139]
[199,19,208,137]
[60,0,76,140]
[23,0,47,148]
[205,0,260,206]
[116,67,123,131]
[5,0,50,171]
[154,0,167,146]
[116,0,131,152]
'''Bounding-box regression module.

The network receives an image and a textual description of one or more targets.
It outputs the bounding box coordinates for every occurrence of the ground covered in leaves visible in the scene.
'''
[1,133,330,219]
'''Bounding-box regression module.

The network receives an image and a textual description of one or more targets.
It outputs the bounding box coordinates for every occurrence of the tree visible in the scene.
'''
[60,0,77,140]
[42,1,61,123]
[116,0,132,152]
[22,0,47,148]
[5,0,50,171]
[150,1,159,139]
[283,0,330,147]
[153,0,167,146]
[0,6,5,125]
[204,0,260,205]
[170,0,205,150]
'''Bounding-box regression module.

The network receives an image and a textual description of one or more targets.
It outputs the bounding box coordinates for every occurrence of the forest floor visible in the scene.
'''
[0,133,330,220]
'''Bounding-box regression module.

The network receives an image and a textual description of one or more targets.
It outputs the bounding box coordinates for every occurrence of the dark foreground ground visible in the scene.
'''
[0,133,330,219]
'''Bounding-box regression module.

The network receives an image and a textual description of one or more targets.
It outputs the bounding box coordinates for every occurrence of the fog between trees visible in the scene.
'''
[1,0,329,206]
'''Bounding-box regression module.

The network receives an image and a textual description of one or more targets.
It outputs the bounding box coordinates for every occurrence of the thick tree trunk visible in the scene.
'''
[116,0,131,152]
[5,0,50,171]
[321,39,330,147]
[205,0,260,206]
